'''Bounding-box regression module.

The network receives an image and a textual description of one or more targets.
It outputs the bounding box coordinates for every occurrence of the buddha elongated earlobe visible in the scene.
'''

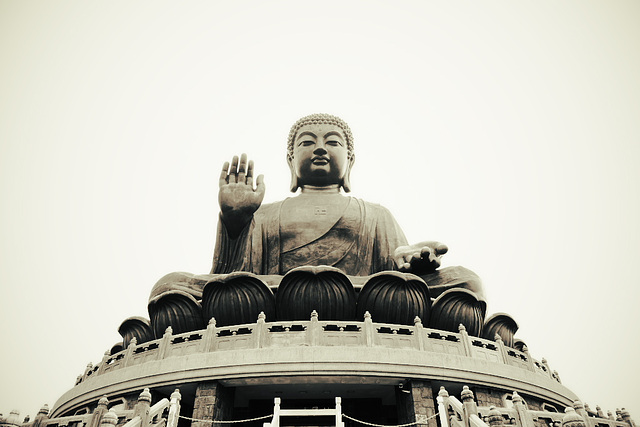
[287,155,299,193]
[341,155,355,193]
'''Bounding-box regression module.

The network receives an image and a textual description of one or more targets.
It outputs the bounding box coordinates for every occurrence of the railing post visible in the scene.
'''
[461,386,478,427]
[88,396,109,427]
[157,327,173,360]
[521,345,537,372]
[96,351,110,375]
[494,334,508,364]
[167,389,181,427]
[82,363,94,381]
[541,358,554,379]
[335,397,344,427]
[272,397,281,427]
[100,410,118,427]
[31,404,50,427]
[414,316,425,351]
[123,338,137,368]
[621,408,636,427]
[133,388,152,427]
[512,392,535,427]
[255,312,267,348]
[458,324,472,357]
[573,402,589,424]
[308,310,319,346]
[437,387,450,427]
[201,318,217,352]
[562,407,586,427]
[608,411,615,421]
[364,311,374,347]
[487,406,504,427]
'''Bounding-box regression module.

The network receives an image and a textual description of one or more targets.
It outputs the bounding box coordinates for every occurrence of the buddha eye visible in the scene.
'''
[300,140,314,146]
[327,140,340,146]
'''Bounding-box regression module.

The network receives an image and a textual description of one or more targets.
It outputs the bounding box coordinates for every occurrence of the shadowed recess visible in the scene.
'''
[276,265,356,321]
[148,290,205,338]
[357,271,431,325]
[202,272,275,327]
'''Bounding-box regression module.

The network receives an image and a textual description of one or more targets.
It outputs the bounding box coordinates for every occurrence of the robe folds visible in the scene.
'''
[211,197,408,276]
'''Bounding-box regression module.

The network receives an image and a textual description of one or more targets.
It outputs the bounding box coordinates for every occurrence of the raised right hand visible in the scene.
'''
[218,153,265,237]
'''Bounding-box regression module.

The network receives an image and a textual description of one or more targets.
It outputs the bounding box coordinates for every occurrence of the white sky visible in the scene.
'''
[1,0,639,421]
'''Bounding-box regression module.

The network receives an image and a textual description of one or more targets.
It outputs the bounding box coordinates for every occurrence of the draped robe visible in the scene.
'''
[211,197,408,276]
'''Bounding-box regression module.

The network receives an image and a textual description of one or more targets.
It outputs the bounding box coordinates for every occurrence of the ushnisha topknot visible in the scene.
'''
[287,113,354,160]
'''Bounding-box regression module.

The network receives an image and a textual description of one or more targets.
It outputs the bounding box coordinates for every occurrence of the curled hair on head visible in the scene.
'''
[287,113,354,160]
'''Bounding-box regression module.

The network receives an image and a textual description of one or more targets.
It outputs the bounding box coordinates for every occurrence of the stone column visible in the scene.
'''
[396,380,437,427]
[192,381,235,427]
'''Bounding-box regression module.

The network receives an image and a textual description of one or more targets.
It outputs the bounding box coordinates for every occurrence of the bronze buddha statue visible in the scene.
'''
[142,114,488,340]
[214,114,453,278]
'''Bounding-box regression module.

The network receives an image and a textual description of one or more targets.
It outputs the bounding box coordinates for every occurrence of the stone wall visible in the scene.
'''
[396,380,437,427]
[192,382,234,427]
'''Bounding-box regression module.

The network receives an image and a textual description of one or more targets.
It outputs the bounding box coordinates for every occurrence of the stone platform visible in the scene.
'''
[52,312,577,421]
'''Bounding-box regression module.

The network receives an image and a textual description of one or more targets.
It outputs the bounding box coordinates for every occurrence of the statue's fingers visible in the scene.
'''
[246,160,255,179]
[229,155,239,183]
[238,153,248,182]
[420,247,434,260]
[255,174,266,194]
[435,243,448,256]
[219,161,230,186]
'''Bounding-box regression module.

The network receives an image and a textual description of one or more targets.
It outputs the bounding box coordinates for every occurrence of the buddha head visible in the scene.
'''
[287,113,355,192]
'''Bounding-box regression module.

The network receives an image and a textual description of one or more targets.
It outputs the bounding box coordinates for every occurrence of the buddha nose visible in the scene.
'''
[313,146,327,155]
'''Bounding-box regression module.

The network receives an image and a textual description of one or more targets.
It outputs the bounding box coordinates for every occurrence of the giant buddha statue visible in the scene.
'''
[139,114,494,347]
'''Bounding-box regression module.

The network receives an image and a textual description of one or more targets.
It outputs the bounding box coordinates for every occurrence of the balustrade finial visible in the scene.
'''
[37,405,49,416]
[208,317,217,327]
[258,311,266,321]
[487,406,504,427]
[562,407,586,427]
[101,410,118,427]
[494,333,503,343]
[414,316,422,326]
[164,326,173,336]
[461,385,474,402]
[138,388,152,403]
[458,323,466,332]
[364,311,372,320]
[311,310,318,320]
[438,386,449,398]
[512,391,523,404]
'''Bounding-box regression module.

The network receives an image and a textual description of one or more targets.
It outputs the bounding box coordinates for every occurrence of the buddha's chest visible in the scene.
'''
[279,196,351,251]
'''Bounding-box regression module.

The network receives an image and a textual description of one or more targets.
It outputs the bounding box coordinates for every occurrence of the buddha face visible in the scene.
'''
[288,123,354,189]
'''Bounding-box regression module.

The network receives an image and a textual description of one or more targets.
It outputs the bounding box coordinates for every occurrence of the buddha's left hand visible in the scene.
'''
[394,241,448,274]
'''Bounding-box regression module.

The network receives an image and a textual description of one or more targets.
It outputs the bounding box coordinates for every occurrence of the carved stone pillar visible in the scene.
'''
[396,380,437,427]
[192,381,234,427]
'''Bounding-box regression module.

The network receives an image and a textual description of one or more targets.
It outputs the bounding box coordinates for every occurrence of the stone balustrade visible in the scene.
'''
[78,311,555,386]
[439,387,632,427]
[31,389,180,427]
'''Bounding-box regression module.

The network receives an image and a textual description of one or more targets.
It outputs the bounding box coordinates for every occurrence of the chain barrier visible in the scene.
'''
[342,412,439,427]
[180,411,439,426]
[178,414,273,424]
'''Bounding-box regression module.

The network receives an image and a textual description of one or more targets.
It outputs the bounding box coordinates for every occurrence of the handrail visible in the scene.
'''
[148,398,169,418]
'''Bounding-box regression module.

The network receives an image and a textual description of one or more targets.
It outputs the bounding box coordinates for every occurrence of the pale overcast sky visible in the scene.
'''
[1,0,639,420]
